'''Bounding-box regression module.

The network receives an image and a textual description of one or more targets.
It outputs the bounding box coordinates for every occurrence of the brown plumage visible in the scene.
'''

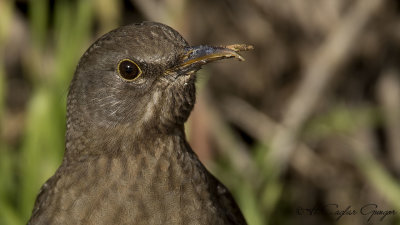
[28,22,252,225]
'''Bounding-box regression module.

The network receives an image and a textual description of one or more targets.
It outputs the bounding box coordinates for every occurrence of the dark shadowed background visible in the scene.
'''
[1,0,400,224]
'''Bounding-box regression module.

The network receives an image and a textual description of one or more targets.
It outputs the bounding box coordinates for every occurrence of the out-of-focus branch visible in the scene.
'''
[207,97,253,174]
[376,69,400,175]
[267,0,384,172]
[131,0,187,34]
[222,97,277,140]
[246,0,342,38]
[221,96,336,187]
[94,0,121,34]
[349,129,400,211]
[0,0,14,124]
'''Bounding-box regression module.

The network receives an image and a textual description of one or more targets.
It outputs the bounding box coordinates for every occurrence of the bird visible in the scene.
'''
[27,21,252,225]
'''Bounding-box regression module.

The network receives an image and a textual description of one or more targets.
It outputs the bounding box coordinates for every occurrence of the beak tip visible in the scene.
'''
[225,44,253,61]
[236,55,245,61]
[225,44,254,52]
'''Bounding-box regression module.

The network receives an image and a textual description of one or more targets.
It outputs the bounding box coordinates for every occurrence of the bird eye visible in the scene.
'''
[117,59,142,81]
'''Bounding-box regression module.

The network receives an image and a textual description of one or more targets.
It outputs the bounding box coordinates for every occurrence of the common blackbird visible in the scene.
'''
[28,22,252,225]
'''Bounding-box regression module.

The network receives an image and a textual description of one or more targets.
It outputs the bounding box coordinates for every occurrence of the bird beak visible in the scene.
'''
[167,44,254,74]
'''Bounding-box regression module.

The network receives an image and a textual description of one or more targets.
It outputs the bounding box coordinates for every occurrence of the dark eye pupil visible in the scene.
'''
[119,60,140,80]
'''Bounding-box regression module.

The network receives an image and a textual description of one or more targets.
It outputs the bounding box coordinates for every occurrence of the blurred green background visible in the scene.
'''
[1,0,400,224]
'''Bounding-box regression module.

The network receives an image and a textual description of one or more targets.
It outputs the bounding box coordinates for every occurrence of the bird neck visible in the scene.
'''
[63,118,189,163]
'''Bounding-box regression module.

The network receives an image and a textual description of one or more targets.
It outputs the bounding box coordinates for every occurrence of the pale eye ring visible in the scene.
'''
[117,59,142,81]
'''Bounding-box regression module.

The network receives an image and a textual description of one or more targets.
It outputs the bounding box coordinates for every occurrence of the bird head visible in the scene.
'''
[67,22,252,137]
